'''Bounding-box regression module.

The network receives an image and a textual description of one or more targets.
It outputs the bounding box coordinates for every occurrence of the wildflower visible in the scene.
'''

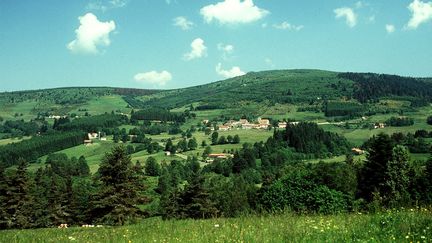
[406,235,409,239]
[214,224,220,228]
[421,236,426,239]
[68,236,76,241]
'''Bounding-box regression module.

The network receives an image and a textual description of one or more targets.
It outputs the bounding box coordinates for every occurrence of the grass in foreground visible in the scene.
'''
[1,209,431,242]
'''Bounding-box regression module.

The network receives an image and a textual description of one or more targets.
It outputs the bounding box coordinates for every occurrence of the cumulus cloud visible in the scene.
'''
[183,38,207,61]
[216,63,245,78]
[406,0,432,29]
[273,21,304,31]
[386,24,396,33]
[334,7,357,28]
[173,16,194,30]
[67,13,116,54]
[200,0,269,25]
[134,70,172,86]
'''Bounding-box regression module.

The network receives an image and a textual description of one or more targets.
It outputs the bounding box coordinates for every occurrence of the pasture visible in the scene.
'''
[1,209,430,242]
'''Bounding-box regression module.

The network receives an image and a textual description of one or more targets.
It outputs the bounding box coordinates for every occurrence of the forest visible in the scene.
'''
[1,121,431,228]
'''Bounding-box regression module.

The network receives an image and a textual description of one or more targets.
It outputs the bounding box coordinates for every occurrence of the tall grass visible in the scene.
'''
[1,208,431,242]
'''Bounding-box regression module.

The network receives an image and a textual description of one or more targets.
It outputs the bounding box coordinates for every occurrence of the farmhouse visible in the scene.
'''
[206,153,234,163]
[218,125,231,131]
[84,139,92,145]
[374,123,385,129]
[88,132,99,140]
[278,122,287,128]
[351,148,364,155]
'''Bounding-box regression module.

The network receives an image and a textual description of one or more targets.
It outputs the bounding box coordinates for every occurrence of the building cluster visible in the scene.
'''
[213,117,272,131]
[205,118,294,131]
[84,132,106,145]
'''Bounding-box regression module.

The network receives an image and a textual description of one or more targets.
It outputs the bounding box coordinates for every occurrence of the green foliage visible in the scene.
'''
[259,166,348,214]
[90,146,146,225]
[385,146,411,207]
[426,115,432,125]
[358,133,394,202]
[386,116,414,127]
[0,131,85,167]
[145,157,161,176]
[339,72,432,103]
[131,108,186,123]
[323,101,364,117]
[279,122,351,158]
[56,114,128,132]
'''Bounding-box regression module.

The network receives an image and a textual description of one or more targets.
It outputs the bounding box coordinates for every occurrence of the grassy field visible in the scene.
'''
[71,95,131,116]
[1,209,431,242]
[0,136,31,146]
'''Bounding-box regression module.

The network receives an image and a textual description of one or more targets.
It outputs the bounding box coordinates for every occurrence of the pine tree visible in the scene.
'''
[188,137,198,150]
[90,146,145,225]
[145,157,161,176]
[77,156,90,176]
[385,145,411,207]
[5,159,34,228]
[211,132,219,145]
[357,133,394,202]
[178,175,218,219]
[0,165,9,229]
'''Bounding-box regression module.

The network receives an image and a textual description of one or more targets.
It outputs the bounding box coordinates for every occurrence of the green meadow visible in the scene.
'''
[1,209,431,242]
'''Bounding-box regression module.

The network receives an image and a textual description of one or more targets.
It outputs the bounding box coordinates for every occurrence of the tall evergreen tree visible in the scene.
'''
[5,159,34,228]
[357,133,394,202]
[385,145,411,207]
[90,146,145,225]
[0,165,9,229]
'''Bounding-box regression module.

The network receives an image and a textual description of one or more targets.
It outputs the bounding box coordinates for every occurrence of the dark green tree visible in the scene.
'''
[358,133,394,202]
[385,145,411,207]
[145,157,161,176]
[77,156,90,176]
[188,137,198,150]
[90,146,145,225]
[211,132,219,145]
[5,159,34,228]
[233,134,240,144]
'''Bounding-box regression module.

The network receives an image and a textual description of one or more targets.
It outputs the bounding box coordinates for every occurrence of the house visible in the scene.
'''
[218,125,231,131]
[203,119,209,124]
[84,139,92,145]
[165,151,171,156]
[100,137,107,141]
[351,148,364,155]
[289,121,300,126]
[374,123,385,129]
[88,132,98,140]
[208,153,234,159]
[278,122,287,128]
[258,117,270,125]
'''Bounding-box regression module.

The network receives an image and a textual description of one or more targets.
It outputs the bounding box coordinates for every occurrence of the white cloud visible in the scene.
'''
[406,0,432,29]
[87,0,128,12]
[218,43,234,53]
[67,13,116,54]
[216,63,245,78]
[173,16,194,30]
[134,70,172,86]
[200,0,269,25]
[334,7,357,28]
[273,21,304,31]
[386,24,396,33]
[217,43,234,60]
[183,38,207,61]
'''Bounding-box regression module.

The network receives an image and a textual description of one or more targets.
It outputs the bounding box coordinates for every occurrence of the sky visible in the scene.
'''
[0,0,431,91]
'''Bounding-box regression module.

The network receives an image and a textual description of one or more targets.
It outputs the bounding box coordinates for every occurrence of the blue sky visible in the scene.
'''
[0,0,431,91]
